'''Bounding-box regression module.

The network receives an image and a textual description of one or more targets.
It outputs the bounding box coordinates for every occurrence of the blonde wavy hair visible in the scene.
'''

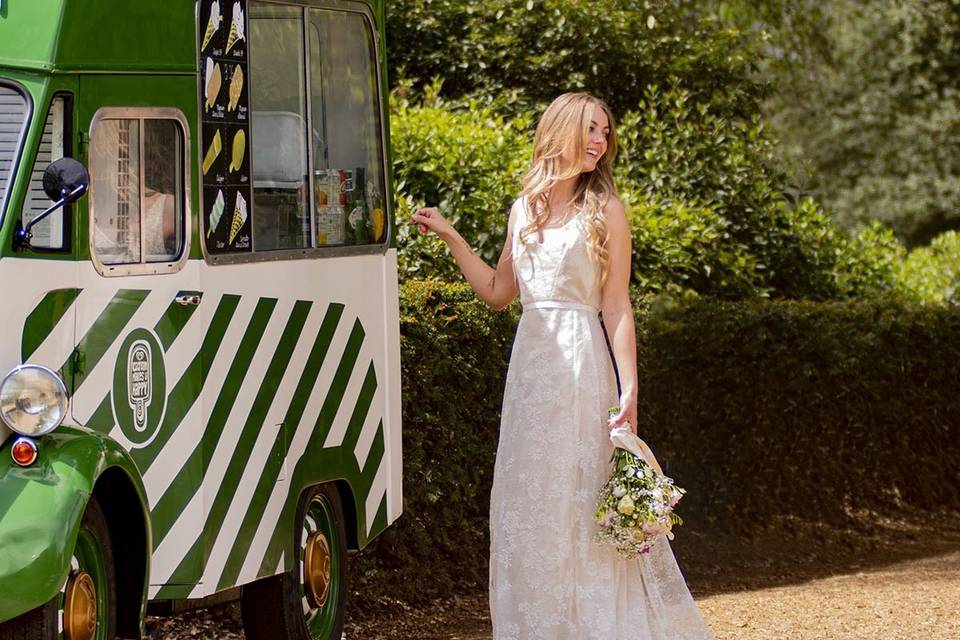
[517,92,619,284]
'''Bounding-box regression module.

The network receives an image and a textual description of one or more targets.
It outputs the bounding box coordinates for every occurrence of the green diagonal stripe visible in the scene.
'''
[22,288,82,362]
[154,291,204,351]
[217,356,376,588]
[85,395,113,434]
[131,294,241,473]
[163,299,314,585]
[61,289,150,395]
[151,297,280,548]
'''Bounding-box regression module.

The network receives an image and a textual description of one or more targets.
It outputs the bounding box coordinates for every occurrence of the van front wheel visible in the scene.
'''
[0,496,116,640]
[241,484,347,640]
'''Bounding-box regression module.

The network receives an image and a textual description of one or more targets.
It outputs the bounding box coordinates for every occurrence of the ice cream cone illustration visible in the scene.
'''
[201,1,222,52]
[228,192,248,244]
[229,129,246,173]
[225,2,245,54]
[207,189,226,237]
[202,130,222,175]
[204,59,222,111]
[227,64,244,112]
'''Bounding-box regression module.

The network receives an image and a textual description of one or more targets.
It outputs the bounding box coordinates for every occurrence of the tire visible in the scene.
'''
[241,484,348,640]
[0,496,116,640]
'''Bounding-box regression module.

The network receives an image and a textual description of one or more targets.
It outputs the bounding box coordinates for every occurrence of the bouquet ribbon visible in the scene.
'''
[608,426,665,477]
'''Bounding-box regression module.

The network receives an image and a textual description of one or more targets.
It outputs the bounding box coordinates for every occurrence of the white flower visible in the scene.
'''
[613,485,627,498]
[617,495,636,515]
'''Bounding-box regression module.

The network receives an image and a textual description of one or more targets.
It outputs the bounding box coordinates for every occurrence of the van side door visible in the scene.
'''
[73,75,207,597]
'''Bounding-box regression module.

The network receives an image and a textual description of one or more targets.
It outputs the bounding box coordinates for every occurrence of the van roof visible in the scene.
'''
[0,0,384,74]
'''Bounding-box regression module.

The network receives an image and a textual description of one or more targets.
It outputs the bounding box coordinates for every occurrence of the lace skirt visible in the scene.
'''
[488,308,715,640]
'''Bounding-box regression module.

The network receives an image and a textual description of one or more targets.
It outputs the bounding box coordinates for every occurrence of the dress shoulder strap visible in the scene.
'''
[512,196,527,248]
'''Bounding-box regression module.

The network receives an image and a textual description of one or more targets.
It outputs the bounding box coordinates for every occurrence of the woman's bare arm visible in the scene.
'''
[410,205,519,310]
[599,198,639,433]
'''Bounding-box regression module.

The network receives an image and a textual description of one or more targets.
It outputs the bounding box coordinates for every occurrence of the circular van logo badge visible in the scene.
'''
[113,328,166,445]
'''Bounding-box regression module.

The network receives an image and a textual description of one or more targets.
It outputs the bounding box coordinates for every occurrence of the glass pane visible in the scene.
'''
[21,98,66,249]
[143,120,182,262]
[92,119,141,265]
[308,8,387,246]
[0,85,28,221]
[249,3,310,251]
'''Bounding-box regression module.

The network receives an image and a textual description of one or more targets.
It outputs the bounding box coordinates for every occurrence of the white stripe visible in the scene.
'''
[353,367,382,468]
[26,288,87,370]
[322,330,373,449]
[151,485,206,586]
[364,457,389,534]
[238,314,356,584]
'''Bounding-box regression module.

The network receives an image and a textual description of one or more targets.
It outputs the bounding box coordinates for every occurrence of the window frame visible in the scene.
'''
[199,0,392,266]
[0,79,33,228]
[20,92,74,254]
[88,107,192,277]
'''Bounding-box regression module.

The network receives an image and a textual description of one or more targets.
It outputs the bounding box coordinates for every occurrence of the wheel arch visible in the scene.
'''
[330,479,359,551]
[91,464,151,639]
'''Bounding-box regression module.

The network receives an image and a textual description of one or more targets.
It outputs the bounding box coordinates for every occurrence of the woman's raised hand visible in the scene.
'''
[411,207,455,240]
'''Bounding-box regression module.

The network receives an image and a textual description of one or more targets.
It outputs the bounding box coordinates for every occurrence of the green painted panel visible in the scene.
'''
[58,1,196,73]
[150,297,278,548]
[0,427,149,623]
[21,287,81,361]
[62,289,150,396]
[131,293,241,472]
[0,1,63,71]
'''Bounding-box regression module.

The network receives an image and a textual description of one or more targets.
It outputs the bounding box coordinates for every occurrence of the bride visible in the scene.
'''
[411,92,714,639]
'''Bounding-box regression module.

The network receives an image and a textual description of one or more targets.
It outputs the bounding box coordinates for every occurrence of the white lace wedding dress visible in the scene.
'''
[489,197,715,639]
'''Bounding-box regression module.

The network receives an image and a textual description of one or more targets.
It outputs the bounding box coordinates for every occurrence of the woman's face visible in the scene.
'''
[580,104,610,173]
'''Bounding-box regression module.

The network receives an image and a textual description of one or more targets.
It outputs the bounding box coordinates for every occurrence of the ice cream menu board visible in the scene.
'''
[198,0,251,254]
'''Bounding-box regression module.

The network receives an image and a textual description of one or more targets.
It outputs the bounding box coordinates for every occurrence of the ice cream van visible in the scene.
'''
[0,1,401,638]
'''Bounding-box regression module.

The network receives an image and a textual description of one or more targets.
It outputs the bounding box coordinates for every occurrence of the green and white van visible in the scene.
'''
[0,1,401,638]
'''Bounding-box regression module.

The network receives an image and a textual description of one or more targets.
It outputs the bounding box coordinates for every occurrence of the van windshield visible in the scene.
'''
[0,84,29,220]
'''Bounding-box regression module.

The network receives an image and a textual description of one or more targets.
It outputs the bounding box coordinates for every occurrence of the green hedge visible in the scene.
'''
[350,282,960,604]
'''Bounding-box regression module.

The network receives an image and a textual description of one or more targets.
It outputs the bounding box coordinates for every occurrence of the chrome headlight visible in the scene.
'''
[0,364,69,437]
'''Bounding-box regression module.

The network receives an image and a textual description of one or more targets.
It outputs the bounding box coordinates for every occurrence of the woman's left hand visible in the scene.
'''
[607,391,638,435]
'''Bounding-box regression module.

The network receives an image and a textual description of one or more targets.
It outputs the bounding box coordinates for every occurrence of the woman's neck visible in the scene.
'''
[548,175,579,210]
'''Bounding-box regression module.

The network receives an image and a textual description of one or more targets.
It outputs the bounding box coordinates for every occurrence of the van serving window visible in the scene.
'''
[89,112,188,273]
[199,0,388,260]
[0,84,29,223]
[21,97,68,250]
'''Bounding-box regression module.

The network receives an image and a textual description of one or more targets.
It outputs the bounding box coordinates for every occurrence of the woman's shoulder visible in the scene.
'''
[603,194,626,217]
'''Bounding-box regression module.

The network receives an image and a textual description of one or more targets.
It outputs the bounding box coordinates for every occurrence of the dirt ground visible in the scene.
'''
[146,509,960,640]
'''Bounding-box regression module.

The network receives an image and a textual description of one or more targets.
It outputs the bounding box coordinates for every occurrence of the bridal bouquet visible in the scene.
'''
[595,409,686,558]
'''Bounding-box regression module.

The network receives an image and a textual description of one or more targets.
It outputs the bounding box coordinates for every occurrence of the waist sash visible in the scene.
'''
[522,300,599,313]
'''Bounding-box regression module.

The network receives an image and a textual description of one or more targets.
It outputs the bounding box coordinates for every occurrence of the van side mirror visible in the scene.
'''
[42,157,89,204]
[14,158,89,250]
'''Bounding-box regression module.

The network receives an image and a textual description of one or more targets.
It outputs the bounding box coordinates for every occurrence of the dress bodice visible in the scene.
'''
[511,196,602,310]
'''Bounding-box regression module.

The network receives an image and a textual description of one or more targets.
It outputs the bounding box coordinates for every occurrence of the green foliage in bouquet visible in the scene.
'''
[595,444,685,558]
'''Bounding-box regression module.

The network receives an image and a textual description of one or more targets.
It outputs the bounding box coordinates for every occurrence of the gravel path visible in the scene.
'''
[698,550,960,640]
